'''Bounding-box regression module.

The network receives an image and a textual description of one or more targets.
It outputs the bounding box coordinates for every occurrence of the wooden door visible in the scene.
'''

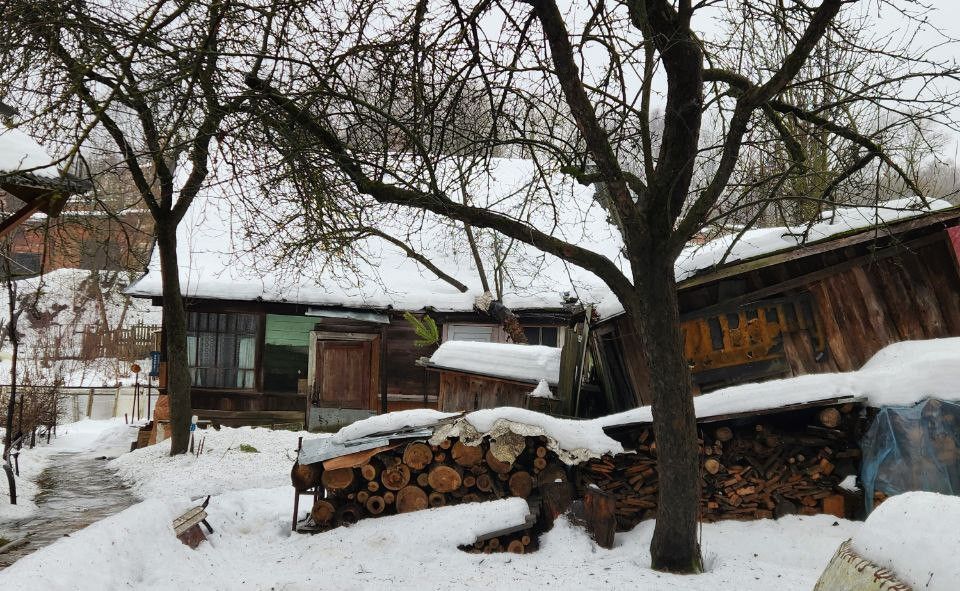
[315,340,372,409]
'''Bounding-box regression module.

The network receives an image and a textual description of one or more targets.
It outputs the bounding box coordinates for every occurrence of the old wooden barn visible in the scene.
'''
[589,202,960,412]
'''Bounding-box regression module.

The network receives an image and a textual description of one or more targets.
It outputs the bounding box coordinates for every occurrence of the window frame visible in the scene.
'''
[185,311,260,390]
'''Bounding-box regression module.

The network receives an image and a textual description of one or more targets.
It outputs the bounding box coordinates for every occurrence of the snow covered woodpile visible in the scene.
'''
[292,433,571,553]
[292,398,866,545]
[591,399,864,529]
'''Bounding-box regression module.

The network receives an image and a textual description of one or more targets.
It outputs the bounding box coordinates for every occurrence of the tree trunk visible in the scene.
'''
[628,263,703,573]
[3,272,18,504]
[156,220,191,456]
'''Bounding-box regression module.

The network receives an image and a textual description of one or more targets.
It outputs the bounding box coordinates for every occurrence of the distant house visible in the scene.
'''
[0,114,92,253]
[589,200,960,412]
[128,161,607,428]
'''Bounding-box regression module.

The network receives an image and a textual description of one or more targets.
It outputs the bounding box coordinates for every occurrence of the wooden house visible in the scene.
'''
[589,203,960,412]
[127,171,604,429]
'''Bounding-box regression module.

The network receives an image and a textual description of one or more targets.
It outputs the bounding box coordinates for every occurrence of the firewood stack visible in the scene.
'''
[295,436,570,531]
[580,403,862,529]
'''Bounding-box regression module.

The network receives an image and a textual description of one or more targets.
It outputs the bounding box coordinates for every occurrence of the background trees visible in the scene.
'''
[0,0,269,454]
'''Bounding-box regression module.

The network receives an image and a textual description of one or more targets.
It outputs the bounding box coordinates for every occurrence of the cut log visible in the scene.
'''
[541,481,574,527]
[428,465,463,493]
[508,471,534,498]
[383,491,396,505]
[463,475,477,488]
[321,467,355,491]
[397,485,429,513]
[428,491,447,507]
[311,499,337,526]
[356,491,369,504]
[583,488,617,549]
[291,462,323,491]
[535,446,548,458]
[382,464,412,491]
[366,495,386,515]
[818,408,841,429]
[485,449,513,474]
[715,426,734,442]
[533,457,548,471]
[507,540,525,554]
[360,460,381,481]
[416,473,430,487]
[476,473,494,492]
[704,458,721,475]
[452,441,483,467]
[367,481,380,493]
[336,502,363,525]
[537,464,567,487]
[403,442,434,470]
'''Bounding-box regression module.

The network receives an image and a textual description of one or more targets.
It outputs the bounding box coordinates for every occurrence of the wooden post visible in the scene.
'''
[86,389,94,419]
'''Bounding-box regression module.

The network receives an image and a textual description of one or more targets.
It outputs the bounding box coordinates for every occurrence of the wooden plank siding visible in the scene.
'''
[599,220,960,405]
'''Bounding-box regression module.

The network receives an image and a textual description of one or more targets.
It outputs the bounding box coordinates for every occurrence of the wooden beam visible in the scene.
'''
[0,198,45,240]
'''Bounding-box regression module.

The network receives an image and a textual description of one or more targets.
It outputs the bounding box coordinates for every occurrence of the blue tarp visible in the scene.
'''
[861,398,960,513]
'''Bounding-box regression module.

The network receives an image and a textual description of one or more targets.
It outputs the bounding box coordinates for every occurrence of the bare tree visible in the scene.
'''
[0,1,268,454]
[242,0,959,572]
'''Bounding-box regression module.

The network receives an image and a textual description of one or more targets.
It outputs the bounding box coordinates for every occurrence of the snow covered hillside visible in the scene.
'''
[0,268,160,387]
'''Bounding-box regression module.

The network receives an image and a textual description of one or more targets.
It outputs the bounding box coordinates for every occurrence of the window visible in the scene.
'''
[447,324,495,342]
[186,312,257,388]
[523,326,559,347]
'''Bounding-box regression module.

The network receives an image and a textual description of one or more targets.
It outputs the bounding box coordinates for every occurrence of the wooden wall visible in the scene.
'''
[598,223,960,405]
[436,371,536,412]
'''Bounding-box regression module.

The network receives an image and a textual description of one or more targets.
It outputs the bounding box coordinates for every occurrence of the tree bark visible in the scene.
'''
[627,262,702,573]
[156,220,191,456]
[3,263,18,504]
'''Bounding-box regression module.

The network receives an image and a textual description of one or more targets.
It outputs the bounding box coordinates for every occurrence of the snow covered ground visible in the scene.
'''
[1,420,864,590]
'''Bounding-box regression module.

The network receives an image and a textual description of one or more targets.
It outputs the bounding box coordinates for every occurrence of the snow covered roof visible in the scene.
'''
[0,126,89,193]
[595,197,958,317]
[125,148,956,319]
[424,341,561,384]
[126,158,615,313]
[0,127,59,178]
